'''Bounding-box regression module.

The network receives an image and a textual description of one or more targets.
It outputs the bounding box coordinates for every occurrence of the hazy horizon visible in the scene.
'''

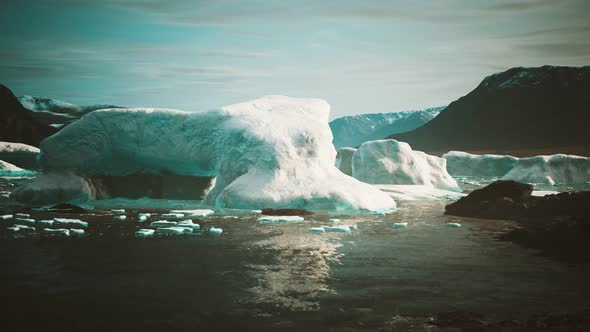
[2,0,589,119]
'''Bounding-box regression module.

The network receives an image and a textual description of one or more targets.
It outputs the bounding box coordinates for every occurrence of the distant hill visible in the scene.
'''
[0,84,57,147]
[390,66,590,156]
[17,95,121,128]
[329,107,443,149]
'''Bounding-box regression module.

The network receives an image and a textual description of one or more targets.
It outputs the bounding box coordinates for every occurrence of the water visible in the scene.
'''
[1,176,590,330]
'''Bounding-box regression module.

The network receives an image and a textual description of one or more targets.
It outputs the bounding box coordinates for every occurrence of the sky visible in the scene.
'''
[1,0,589,119]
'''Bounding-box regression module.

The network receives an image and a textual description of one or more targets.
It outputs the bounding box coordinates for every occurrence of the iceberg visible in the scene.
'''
[43,228,70,236]
[111,209,126,215]
[170,209,214,218]
[393,222,408,228]
[69,228,85,236]
[308,227,325,234]
[0,159,32,176]
[155,226,193,236]
[323,225,352,233]
[150,220,177,227]
[53,218,88,228]
[208,226,223,236]
[177,220,200,230]
[37,219,54,227]
[257,216,305,223]
[446,222,461,228]
[135,229,155,238]
[0,142,40,169]
[161,213,185,219]
[0,214,13,220]
[442,151,519,177]
[113,215,127,221]
[17,96,394,211]
[15,213,30,218]
[14,218,35,225]
[11,173,96,205]
[328,218,340,223]
[352,139,458,189]
[501,154,590,185]
[335,147,356,176]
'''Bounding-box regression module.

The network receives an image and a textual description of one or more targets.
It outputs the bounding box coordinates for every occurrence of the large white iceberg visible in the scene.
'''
[442,151,519,177]
[352,139,458,189]
[16,96,394,211]
[0,142,40,169]
[501,154,590,185]
[335,147,356,176]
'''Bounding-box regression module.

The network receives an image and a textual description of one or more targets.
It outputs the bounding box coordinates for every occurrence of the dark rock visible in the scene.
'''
[0,84,57,146]
[261,208,314,216]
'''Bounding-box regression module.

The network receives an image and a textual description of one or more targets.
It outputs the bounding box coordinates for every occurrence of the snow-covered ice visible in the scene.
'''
[155,227,193,236]
[150,220,177,227]
[135,229,155,238]
[53,218,88,228]
[442,151,519,177]
[352,140,458,189]
[22,96,395,211]
[257,216,305,223]
[208,226,223,236]
[170,209,214,218]
[43,228,70,236]
[335,147,356,176]
[501,154,590,185]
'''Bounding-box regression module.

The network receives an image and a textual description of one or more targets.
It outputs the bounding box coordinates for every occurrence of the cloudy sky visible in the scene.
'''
[1,0,589,119]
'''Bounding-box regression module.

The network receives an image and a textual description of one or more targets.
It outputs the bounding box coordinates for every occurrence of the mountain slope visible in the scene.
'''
[329,107,443,148]
[390,66,590,156]
[0,84,57,146]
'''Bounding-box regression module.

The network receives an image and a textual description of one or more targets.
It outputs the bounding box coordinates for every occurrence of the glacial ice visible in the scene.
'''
[19,96,394,211]
[135,229,155,238]
[257,216,305,223]
[208,226,223,236]
[501,154,590,185]
[53,218,88,228]
[352,139,458,189]
[0,214,13,220]
[442,151,519,177]
[335,147,356,176]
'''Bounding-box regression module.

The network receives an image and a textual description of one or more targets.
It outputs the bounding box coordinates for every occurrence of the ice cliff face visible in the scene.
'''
[335,147,356,176]
[18,96,395,211]
[501,154,590,185]
[351,139,458,189]
[442,151,519,177]
[329,107,443,149]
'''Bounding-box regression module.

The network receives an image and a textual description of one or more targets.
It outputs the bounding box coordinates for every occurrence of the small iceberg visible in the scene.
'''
[393,222,408,228]
[135,229,155,238]
[446,222,462,228]
[328,218,340,223]
[69,228,85,236]
[36,220,54,227]
[170,209,214,218]
[12,224,36,232]
[156,226,193,236]
[0,214,13,220]
[209,226,223,236]
[53,218,89,228]
[308,227,326,234]
[256,216,305,223]
[43,228,70,236]
[111,209,126,215]
[323,225,352,233]
[177,220,200,230]
[113,215,127,221]
[14,218,35,225]
[161,213,185,219]
[138,213,151,222]
[150,220,177,227]
[15,213,30,218]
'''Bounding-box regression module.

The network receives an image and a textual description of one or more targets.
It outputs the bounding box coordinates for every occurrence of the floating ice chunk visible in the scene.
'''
[113,215,127,221]
[256,216,305,223]
[69,228,85,236]
[111,209,126,215]
[7,226,20,232]
[177,220,200,230]
[37,220,54,227]
[138,215,148,222]
[53,218,88,228]
[14,218,35,225]
[393,222,408,228]
[349,224,358,231]
[251,210,262,213]
[0,193,9,199]
[323,225,352,233]
[13,224,36,232]
[446,222,461,228]
[138,213,151,222]
[161,213,185,219]
[15,213,30,218]
[150,220,177,227]
[156,226,193,236]
[328,218,340,223]
[209,227,223,236]
[135,229,155,238]
[43,228,70,236]
[170,209,214,218]
[308,227,325,234]
[0,214,14,220]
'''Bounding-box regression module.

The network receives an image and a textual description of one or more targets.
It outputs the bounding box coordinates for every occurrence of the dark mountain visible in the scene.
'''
[0,84,57,147]
[390,66,590,156]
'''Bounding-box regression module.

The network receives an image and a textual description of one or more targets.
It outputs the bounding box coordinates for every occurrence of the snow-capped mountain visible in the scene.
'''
[329,107,444,149]
[17,95,122,128]
[391,65,590,156]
